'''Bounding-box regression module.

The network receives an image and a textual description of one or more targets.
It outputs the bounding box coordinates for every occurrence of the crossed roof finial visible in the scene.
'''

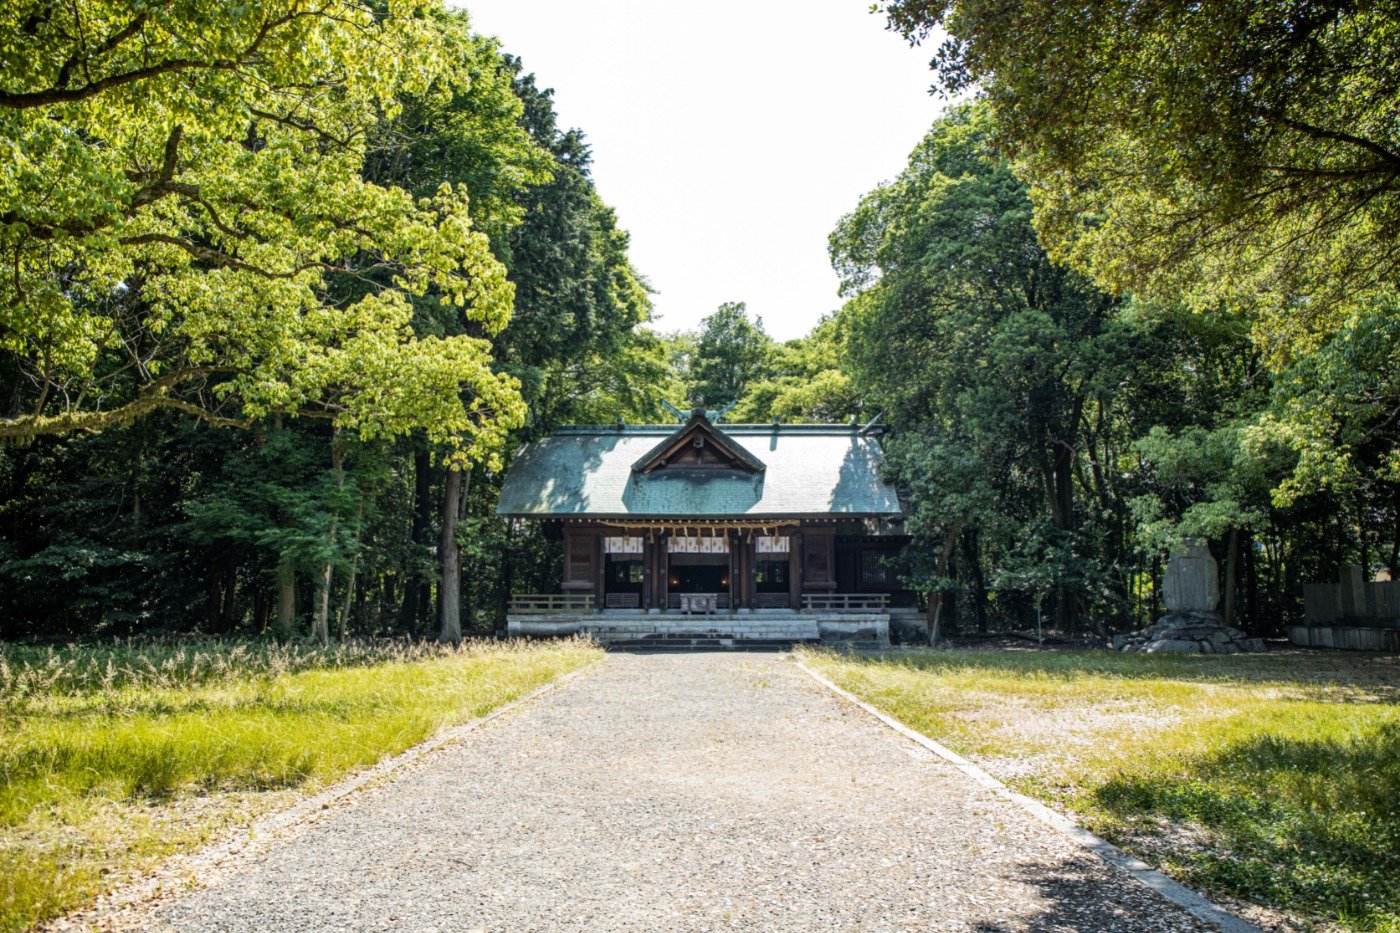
[660,399,736,424]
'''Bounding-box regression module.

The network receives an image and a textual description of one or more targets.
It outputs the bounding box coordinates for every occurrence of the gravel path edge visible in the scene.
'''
[792,657,1260,933]
[45,655,610,932]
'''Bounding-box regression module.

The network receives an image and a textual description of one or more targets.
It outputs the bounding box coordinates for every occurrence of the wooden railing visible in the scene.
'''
[802,593,890,612]
[508,594,594,614]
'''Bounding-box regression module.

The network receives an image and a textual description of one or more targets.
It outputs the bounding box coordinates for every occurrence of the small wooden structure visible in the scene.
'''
[1294,565,1400,651]
[496,407,913,646]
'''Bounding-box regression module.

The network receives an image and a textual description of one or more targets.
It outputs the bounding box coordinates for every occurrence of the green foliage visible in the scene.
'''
[680,302,774,410]
[0,636,599,930]
[879,0,1400,357]
[829,102,1400,633]
[1250,306,1400,506]
[0,0,525,459]
[732,316,863,423]
[831,103,1146,625]
[0,30,660,639]
[492,63,667,431]
[805,647,1400,931]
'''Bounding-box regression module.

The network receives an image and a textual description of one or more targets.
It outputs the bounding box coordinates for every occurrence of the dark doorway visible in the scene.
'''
[605,556,644,608]
[666,553,731,609]
[670,561,727,593]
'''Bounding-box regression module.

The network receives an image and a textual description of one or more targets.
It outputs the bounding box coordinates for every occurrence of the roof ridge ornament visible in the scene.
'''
[659,399,737,424]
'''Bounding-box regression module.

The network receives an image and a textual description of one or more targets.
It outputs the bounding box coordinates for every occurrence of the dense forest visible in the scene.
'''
[1,1,1397,643]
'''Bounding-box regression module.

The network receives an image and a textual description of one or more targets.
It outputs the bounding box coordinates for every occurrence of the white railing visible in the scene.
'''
[802,593,890,612]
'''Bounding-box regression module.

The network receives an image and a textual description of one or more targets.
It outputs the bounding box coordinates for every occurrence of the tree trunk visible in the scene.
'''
[312,563,332,646]
[439,467,466,644]
[1358,503,1371,580]
[312,438,346,647]
[338,503,365,641]
[206,572,223,634]
[962,528,988,633]
[276,561,297,639]
[1047,439,1079,633]
[1389,483,1400,579]
[219,562,238,632]
[1244,529,1259,636]
[1222,527,1240,629]
[1150,553,1162,620]
[399,446,433,634]
[254,583,270,635]
[498,518,514,632]
[927,525,961,646]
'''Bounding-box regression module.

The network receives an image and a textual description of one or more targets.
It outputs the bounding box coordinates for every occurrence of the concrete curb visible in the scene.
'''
[793,659,1259,933]
[50,656,608,931]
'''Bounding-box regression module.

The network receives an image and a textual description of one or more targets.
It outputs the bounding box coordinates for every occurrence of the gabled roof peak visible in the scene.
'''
[631,408,766,476]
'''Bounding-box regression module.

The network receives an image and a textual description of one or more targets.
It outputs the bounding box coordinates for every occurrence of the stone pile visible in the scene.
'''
[1113,610,1265,654]
[1115,540,1266,654]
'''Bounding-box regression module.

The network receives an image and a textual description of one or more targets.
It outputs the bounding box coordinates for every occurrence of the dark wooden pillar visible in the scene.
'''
[658,534,669,611]
[642,536,653,610]
[738,534,753,609]
[594,533,605,610]
[562,525,597,603]
[790,529,802,610]
[802,523,836,593]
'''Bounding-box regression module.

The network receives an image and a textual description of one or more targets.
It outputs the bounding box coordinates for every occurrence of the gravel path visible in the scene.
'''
[135,652,1213,932]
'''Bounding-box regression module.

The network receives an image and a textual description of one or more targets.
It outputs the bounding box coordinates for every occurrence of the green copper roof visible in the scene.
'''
[496,422,903,518]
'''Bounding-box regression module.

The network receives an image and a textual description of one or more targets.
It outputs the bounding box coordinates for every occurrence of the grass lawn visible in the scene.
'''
[0,637,600,931]
[798,646,1400,932]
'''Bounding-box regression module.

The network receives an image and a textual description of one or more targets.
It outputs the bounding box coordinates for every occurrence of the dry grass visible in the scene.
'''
[0,637,600,931]
[799,646,1400,932]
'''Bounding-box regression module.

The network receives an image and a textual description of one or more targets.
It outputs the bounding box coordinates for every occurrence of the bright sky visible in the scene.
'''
[456,0,948,341]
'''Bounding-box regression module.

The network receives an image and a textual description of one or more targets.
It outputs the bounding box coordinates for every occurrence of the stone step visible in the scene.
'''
[602,636,817,651]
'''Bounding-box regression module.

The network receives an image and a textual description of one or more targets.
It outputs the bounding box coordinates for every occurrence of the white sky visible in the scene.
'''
[456,0,948,341]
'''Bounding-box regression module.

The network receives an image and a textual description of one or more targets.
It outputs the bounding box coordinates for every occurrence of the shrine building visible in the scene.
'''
[496,406,915,647]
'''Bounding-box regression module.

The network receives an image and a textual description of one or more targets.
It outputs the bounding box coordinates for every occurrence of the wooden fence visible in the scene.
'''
[508,594,594,614]
[1297,566,1399,651]
[801,593,890,612]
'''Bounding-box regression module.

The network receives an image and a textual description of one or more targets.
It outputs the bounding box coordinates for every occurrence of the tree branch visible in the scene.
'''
[0,9,309,109]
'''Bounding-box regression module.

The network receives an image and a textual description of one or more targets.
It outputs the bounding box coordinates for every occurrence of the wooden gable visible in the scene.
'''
[631,409,765,476]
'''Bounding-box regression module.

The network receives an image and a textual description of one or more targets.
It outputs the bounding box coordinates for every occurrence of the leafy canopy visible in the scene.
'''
[0,0,524,460]
[682,302,773,410]
[832,103,1147,618]
[880,0,1400,356]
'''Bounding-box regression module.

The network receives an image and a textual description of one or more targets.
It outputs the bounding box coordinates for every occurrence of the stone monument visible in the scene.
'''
[1115,539,1265,653]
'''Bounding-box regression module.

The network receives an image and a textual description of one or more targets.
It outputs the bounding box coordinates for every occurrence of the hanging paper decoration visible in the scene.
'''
[667,535,730,554]
[604,536,644,554]
[754,535,790,553]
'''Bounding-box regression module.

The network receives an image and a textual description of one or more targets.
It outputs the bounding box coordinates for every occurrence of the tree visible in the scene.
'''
[493,63,667,432]
[0,0,522,455]
[684,302,774,409]
[733,316,863,423]
[879,0,1400,354]
[832,104,1146,633]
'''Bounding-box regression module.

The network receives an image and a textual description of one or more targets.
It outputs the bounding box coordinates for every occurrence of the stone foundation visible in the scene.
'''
[1113,610,1265,654]
[507,611,889,648]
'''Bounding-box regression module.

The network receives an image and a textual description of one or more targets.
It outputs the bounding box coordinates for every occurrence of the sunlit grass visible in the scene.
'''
[799,646,1400,932]
[0,637,600,931]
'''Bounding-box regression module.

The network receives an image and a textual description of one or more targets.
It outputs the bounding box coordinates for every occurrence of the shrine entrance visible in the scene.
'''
[668,554,729,593]
[665,535,732,610]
